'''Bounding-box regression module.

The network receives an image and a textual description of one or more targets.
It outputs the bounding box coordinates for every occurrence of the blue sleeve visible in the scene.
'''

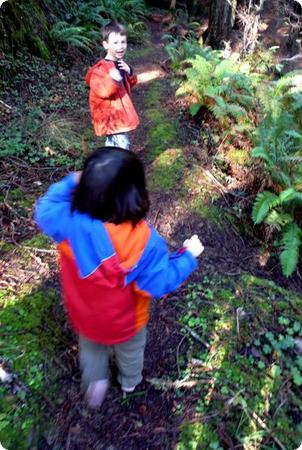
[129,228,198,299]
[34,174,77,243]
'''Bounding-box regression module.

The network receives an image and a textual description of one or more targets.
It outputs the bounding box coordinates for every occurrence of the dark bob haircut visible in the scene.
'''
[72,147,149,225]
[102,22,126,42]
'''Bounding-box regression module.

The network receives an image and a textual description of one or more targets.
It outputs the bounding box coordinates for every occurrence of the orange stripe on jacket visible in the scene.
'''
[105,221,152,331]
[105,221,150,270]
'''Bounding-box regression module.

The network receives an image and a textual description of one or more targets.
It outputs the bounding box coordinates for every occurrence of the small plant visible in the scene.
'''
[252,316,302,387]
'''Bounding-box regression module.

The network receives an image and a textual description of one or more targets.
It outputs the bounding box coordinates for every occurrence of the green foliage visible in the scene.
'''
[177,52,257,131]
[50,21,97,53]
[252,72,302,276]
[0,0,148,57]
[0,108,84,169]
[252,191,279,224]
[0,288,69,449]
[95,0,147,24]
[175,275,302,450]
[280,222,302,277]
[163,32,219,71]
[252,313,302,387]
[252,188,302,276]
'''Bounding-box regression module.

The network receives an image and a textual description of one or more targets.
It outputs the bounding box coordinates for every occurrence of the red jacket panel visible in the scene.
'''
[85,59,139,136]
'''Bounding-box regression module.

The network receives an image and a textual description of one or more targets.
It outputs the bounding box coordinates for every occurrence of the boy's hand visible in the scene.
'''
[183,235,204,258]
[117,59,131,75]
[109,68,123,82]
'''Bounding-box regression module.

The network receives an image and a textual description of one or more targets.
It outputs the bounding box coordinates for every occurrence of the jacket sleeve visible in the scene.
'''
[89,71,120,99]
[128,72,138,89]
[129,228,198,299]
[34,174,77,243]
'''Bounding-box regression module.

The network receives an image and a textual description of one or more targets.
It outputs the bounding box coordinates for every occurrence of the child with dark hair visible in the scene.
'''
[85,23,139,150]
[35,147,204,408]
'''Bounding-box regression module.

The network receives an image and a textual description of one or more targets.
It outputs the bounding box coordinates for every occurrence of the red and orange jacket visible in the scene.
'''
[85,59,139,136]
[35,175,198,345]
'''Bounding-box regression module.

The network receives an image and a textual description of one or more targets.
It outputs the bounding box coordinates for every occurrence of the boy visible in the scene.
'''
[85,23,139,150]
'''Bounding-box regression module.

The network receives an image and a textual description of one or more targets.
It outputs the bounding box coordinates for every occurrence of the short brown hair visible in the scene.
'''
[102,23,126,41]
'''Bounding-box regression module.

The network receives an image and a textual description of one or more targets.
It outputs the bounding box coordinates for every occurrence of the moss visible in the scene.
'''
[177,423,221,450]
[144,81,162,108]
[0,1,51,56]
[147,121,179,159]
[149,147,185,191]
[191,198,230,228]
[226,148,251,166]
[128,43,155,62]
[32,37,50,60]
[6,188,35,217]
[145,108,164,123]
[0,240,14,254]
[0,287,70,449]
[23,234,52,249]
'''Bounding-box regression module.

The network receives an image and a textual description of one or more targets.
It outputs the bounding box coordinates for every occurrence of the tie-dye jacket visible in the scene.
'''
[34,174,197,345]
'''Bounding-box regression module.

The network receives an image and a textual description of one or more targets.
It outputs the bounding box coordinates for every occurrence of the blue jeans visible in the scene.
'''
[105,132,130,150]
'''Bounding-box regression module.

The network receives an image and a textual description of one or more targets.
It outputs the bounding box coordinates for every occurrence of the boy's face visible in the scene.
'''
[103,32,127,61]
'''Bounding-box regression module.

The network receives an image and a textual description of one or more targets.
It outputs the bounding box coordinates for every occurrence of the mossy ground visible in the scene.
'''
[174,275,302,449]
[0,287,71,450]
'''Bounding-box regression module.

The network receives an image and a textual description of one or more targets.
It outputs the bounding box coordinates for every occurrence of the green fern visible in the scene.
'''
[252,191,279,224]
[178,51,257,127]
[50,22,94,52]
[280,222,302,277]
[265,210,293,231]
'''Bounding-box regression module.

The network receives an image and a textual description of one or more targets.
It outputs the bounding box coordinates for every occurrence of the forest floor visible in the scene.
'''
[1,9,302,450]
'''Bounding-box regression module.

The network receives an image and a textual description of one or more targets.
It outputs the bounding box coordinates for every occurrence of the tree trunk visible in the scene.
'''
[206,0,238,48]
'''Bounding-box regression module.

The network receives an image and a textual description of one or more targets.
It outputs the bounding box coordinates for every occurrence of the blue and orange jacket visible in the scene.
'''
[34,174,197,345]
[85,59,139,136]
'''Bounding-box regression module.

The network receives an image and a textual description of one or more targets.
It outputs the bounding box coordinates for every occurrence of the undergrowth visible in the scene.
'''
[169,275,302,449]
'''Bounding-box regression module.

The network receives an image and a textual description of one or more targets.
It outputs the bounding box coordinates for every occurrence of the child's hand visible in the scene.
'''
[183,235,204,258]
[74,171,82,183]
[109,68,123,82]
[117,59,131,75]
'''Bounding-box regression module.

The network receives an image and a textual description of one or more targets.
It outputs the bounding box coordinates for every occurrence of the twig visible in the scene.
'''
[176,335,186,377]
[21,245,56,254]
[280,53,302,61]
[153,209,160,228]
[0,99,12,112]
[147,376,201,390]
[247,408,287,450]
[183,325,210,348]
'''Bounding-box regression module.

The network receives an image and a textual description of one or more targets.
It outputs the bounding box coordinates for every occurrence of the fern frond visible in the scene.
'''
[279,187,302,204]
[280,222,302,277]
[252,191,279,224]
[265,210,292,230]
[285,130,302,140]
[50,21,93,52]
[225,103,248,120]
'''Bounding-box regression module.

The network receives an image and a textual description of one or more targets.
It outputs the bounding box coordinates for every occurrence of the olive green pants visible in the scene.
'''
[79,327,147,390]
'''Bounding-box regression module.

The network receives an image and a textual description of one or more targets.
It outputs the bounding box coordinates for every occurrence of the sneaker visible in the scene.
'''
[86,379,109,408]
[121,385,136,393]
